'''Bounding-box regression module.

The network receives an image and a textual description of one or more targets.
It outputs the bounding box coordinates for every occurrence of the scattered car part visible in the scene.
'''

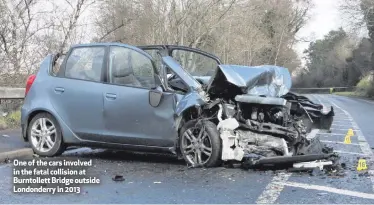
[293,160,333,170]
[282,92,334,131]
[112,175,125,182]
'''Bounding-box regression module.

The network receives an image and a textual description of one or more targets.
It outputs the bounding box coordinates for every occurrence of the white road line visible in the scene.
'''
[255,128,320,204]
[331,128,359,131]
[320,140,360,146]
[334,150,369,156]
[256,94,373,203]
[332,124,358,127]
[312,94,324,107]
[355,98,374,106]
[317,133,349,136]
[330,125,358,131]
[325,95,374,193]
[255,172,292,204]
[333,120,354,123]
[276,181,374,200]
[330,125,357,129]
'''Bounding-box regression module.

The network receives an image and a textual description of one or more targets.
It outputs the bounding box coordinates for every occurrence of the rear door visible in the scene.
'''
[50,46,107,140]
[101,45,177,147]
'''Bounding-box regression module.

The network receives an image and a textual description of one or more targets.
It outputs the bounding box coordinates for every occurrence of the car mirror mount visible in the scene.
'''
[149,86,163,107]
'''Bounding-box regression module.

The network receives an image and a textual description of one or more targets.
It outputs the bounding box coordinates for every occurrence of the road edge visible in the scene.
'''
[0,148,33,162]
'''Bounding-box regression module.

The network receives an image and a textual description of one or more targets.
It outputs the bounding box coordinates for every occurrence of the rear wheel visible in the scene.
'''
[179,120,221,167]
[27,113,65,156]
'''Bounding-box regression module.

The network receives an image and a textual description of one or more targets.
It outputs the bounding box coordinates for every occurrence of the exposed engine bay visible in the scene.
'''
[166,62,336,169]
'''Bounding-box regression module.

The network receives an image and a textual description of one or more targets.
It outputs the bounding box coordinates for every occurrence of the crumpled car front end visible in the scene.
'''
[163,56,336,169]
[205,64,335,169]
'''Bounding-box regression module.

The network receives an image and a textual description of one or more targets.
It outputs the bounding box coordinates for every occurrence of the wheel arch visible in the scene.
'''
[23,109,61,142]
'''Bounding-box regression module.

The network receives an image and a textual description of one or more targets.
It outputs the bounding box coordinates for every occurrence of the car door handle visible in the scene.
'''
[105,93,117,100]
[54,87,65,93]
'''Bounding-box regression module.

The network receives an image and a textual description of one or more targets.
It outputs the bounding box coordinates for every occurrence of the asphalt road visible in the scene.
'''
[0,129,29,153]
[0,94,374,204]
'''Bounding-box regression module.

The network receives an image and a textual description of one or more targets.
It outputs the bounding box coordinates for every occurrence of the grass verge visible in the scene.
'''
[334,91,374,99]
[0,110,21,131]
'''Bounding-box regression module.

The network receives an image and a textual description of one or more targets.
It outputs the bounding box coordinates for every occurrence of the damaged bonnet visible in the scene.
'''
[208,65,292,97]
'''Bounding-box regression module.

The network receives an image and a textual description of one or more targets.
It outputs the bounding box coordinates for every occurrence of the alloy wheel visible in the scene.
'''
[181,126,213,166]
[30,118,57,153]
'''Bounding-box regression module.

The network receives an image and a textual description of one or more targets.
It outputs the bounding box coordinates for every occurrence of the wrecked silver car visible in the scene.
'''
[21,43,335,169]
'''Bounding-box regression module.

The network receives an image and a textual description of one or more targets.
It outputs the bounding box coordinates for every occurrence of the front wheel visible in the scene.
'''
[179,120,222,167]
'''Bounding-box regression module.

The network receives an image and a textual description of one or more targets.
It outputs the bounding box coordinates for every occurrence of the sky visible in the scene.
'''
[295,0,343,58]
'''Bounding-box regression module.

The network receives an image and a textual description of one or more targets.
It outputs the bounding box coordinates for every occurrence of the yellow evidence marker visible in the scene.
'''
[344,134,351,144]
[347,128,354,136]
[357,159,368,171]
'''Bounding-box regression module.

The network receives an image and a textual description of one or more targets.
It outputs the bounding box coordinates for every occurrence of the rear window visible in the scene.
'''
[64,47,105,82]
[51,54,65,76]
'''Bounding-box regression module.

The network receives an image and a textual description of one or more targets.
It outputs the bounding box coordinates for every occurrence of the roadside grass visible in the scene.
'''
[0,117,6,130]
[334,91,367,97]
[334,74,374,99]
[0,110,21,130]
[334,89,374,99]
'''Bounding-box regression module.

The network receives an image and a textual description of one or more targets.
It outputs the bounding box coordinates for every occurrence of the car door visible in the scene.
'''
[101,45,177,147]
[50,46,107,140]
[168,47,221,84]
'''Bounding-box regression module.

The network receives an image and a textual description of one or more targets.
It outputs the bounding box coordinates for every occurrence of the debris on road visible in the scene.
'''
[2,134,9,138]
[112,175,125,182]
[153,181,162,184]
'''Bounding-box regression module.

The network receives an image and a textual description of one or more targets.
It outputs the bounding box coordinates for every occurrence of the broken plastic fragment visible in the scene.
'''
[112,175,125,182]
[217,118,239,130]
[217,117,244,161]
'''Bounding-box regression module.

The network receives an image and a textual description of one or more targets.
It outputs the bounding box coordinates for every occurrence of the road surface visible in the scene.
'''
[0,94,374,204]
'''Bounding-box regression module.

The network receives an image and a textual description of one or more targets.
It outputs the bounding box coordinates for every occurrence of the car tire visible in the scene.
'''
[27,113,65,157]
[179,120,222,167]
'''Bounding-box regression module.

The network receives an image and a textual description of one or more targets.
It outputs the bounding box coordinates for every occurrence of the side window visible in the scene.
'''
[172,49,218,77]
[109,46,156,88]
[65,47,105,82]
[143,49,162,73]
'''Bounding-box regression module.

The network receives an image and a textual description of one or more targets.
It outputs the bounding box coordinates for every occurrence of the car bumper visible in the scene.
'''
[20,106,28,142]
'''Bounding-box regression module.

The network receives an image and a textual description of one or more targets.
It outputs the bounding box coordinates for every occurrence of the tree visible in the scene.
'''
[340,0,374,94]
[300,28,360,87]
[0,0,96,86]
[94,0,311,72]
[0,0,312,86]
[0,0,49,73]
